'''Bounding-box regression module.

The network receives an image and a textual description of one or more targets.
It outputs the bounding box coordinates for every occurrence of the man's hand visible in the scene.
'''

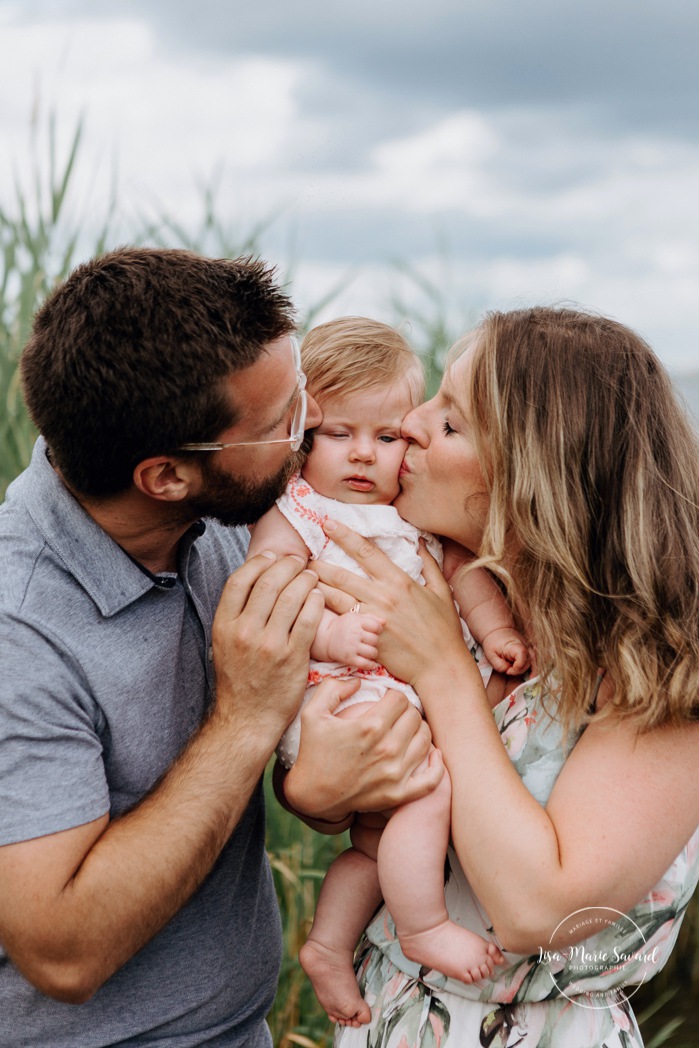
[212,550,324,742]
[282,679,443,824]
[0,551,325,1004]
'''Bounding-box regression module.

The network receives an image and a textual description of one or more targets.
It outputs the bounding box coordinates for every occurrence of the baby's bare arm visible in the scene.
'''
[247,508,381,666]
[443,546,529,675]
[247,505,310,561]
[447,561,514,640]
[314,611,383,667]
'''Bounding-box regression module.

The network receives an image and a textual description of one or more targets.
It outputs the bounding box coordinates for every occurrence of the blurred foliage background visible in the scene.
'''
[1,116,697,1047]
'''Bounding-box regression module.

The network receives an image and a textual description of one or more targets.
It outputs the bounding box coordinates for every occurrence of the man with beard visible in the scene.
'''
[0,249,437,1048]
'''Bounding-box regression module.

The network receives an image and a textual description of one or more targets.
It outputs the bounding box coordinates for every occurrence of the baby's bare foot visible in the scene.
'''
[398,920,504,983]
[299,938,371,1027]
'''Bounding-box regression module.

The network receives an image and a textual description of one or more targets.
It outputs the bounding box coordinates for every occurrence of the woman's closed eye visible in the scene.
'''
[442,417,457,436]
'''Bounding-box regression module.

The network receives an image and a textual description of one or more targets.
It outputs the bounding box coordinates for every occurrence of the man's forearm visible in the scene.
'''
[3,707,277,1003]
[272,760,354,834]
[1,551,324,1002]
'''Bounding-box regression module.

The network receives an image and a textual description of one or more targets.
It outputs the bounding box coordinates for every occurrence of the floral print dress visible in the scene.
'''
[334,678,699,1048]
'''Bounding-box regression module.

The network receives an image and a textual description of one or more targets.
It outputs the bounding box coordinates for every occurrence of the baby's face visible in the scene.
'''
[302,379,415,504]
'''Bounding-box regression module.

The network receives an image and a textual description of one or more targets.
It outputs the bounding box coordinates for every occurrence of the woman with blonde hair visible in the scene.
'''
[284,307,699,1046]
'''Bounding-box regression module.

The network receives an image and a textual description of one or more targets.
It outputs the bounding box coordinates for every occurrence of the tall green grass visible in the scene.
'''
[0,115,118,498]
[1,117,696,1048]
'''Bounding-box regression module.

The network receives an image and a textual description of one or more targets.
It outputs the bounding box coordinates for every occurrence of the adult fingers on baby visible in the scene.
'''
[302,677,362,719]
[215,556,311,659]
[390,743,444,808]
[370,688,418,730]
[314,561,375,605]
[265,565,322,628]
[215,550,281,621]
[417,538,455,598]
[412,746,445,795]
[321,520,419,609]
[367,695,434,784]
[322,520,401,583]
[225,553,311,626]
[401,722,438,781]
[317,587,383,627]
[265,567,322,640]
[217,570,321,683]
[289,585,326,651]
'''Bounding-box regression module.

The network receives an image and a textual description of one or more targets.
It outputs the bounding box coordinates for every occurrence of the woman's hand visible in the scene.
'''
[314,519,471,693]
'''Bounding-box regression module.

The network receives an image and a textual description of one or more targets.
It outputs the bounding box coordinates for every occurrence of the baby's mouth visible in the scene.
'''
[346,476,374,492]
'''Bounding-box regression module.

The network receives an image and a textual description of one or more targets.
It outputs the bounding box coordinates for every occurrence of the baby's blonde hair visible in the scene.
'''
[301,317,424,406]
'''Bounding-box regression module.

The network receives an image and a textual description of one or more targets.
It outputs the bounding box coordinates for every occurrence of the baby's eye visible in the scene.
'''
[329,432,349,439]
[378,435,398,443]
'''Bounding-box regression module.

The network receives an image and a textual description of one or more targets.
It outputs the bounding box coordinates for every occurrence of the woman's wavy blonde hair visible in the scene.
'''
[464,306,699,731]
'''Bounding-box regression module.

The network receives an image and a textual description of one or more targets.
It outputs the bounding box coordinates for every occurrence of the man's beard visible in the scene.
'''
[184,452,298,527]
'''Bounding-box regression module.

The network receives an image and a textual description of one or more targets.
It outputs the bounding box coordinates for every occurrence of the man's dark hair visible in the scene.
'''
[20,247,296,497]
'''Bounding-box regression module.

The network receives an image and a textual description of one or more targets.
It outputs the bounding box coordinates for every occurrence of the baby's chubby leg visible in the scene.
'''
[299,701,384,1027]
[378,764,504,982]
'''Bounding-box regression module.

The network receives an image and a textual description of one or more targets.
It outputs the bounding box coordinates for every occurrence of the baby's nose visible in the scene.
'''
[350,438,375,461]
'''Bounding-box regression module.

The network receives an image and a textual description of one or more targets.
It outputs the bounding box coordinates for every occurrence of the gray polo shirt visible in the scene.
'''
[0,438,282,1047]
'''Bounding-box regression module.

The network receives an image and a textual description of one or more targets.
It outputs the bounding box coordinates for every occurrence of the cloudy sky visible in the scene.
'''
[1,0,698,371]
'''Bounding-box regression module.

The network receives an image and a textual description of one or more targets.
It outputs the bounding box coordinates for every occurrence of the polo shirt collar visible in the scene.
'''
[22,438,205,617]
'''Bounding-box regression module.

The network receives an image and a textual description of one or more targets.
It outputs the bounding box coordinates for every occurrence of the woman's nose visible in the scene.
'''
[401,402,430,445]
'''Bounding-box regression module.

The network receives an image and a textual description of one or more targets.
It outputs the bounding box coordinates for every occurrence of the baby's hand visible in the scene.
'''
[325,613,384,670]
[481,627,531,676]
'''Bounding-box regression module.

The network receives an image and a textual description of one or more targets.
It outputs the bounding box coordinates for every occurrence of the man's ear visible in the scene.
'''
[132,456,200,501]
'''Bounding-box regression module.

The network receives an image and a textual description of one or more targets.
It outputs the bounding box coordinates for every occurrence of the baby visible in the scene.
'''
[248,318,529,1026]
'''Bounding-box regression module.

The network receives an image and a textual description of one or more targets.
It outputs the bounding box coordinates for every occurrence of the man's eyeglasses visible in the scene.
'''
[178,336,308,454]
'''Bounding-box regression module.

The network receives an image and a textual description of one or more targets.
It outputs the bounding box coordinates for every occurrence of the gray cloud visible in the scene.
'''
[117,0,699,137]
[20,0,699,138]
[5,0,698,369]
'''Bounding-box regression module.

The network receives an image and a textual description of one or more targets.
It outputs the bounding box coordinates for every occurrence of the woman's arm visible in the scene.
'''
[314,519,699,953]
[426,658,699,952]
